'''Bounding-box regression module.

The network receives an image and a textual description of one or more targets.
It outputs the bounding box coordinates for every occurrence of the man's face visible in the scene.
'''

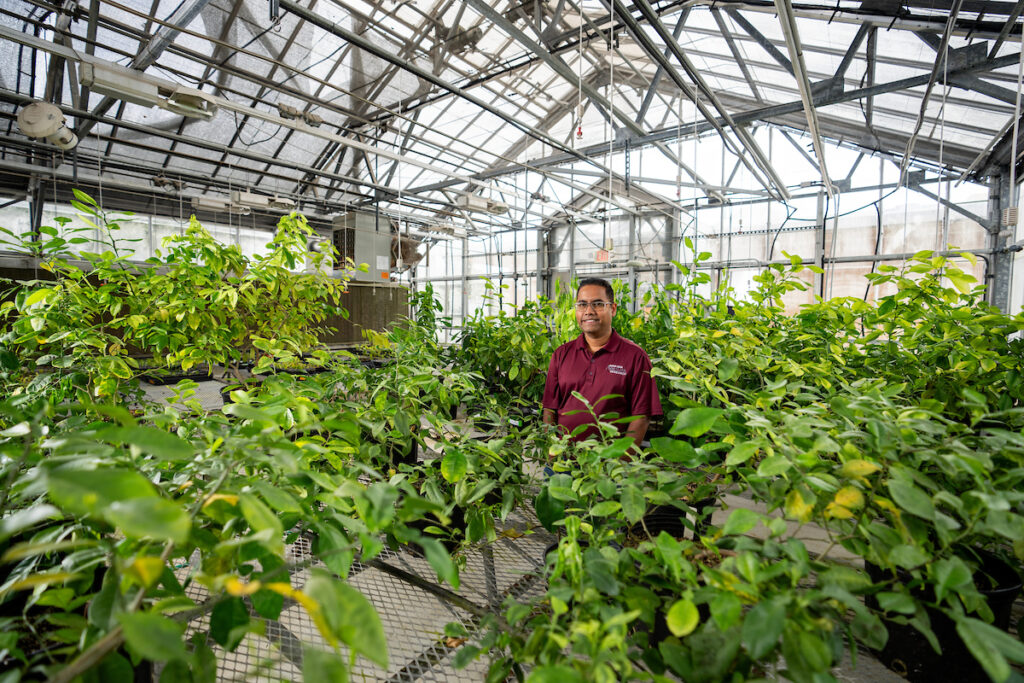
[575,284,616,337]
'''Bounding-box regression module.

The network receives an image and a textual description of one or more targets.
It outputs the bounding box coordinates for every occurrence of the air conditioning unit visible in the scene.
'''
[455,194,509,215]
[332,211,394,282]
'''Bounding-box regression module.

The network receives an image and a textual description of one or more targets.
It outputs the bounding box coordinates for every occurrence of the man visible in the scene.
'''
[542,277,662,445]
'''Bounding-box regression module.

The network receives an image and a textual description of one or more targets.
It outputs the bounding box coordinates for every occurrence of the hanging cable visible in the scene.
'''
[1009,33,1024,217]
[898,0,963,187]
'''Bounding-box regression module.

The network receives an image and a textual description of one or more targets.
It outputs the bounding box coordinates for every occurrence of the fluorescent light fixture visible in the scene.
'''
[80,62,160,106]
[165,89,216,120]
[80,60,218,120]
[191,196,250,215]
[455,194,509,215]
[269,195,296,210]
[231,190,270,208]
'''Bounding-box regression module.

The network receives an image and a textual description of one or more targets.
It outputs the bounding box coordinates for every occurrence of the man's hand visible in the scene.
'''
[542,408,556,426]
[625,415,650,447]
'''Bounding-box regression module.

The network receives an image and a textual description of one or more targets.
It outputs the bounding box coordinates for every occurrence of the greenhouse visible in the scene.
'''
[1,0,1023,681]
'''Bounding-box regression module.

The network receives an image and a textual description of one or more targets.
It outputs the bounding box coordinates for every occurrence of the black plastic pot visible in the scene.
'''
[404,505,466,556]
[629,500,715,542]
[140,369,213,385]
[866,551,1023,682]
[387,437,419,468]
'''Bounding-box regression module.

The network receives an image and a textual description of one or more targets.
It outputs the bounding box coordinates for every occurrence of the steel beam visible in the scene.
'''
[462,0,636,137]
[76,0,214,140]
[278,0,602,179]
[774,0,835,194]
[899,2,964,185]
[712,8,762,102]
[989,0,1024,57]
[907,181,995,230]
[724,9,794,76]
[636,9,690,121]
[605,0,789,200]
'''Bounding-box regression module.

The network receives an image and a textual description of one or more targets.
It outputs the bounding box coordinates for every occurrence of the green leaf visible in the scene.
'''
[725,441,758,466]
[876,591,917,615]
[305,568,388,668]
[888,544,929,569]
[583,547,619,596]
[932,556,972,603]
[103,426,193,461]
[666,599,700,637]
[717,357,739,381]
[47,468,156,517]
[420,538,459,590]
[887,478,935,520]
[314,523,354,579]
[620,485,645,524]
[527,665,583,683]
[0,504,61,542]
[722,508,760,536]
[302,647,349,682]
[955,616,1021,683]
[239,493,283,552]
[742,599,786,659]
[117,611,188,662]
[251,481,302,514]
[160,659,192,683]
[251,588,284,621]
[23,288,52,307]
[440,450,468,483]
[210,597,250,651]
[534,487,565,532]
[650,437,702,466]
[106,498,191,545]
[589,501,622,517]
[670,407,722,438]
[96,652,134,683]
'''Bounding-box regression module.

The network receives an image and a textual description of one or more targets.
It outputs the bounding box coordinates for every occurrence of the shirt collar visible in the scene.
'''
[574,329,621,355]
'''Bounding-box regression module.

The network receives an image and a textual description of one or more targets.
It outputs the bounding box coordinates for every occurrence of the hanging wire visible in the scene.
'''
[935,37,951,253]
[1010,34,1024,214]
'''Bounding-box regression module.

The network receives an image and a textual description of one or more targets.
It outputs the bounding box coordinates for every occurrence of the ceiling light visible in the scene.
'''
[191,196,250,215]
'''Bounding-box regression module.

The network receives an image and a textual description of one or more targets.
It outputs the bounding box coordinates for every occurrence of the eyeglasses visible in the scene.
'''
[574,300,612,311]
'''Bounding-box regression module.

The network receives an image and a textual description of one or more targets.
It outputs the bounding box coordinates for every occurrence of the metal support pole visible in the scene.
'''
[460,236,468,325]
[628,214,637,313]
[815,189,826,297]
[989,173,1015,312]
[569,221,576,285]
[537,228,547,299]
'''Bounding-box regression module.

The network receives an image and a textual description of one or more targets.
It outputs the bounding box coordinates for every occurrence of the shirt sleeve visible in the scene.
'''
[542,348,562,412]
[630,351,663,417]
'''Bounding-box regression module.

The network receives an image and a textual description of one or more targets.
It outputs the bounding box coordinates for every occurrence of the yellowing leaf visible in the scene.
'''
[202,493,239,508]
[874,497,899,513]
[1,571,79,595]
[840,459,881,480]
[128,557,166,589]
[225,577,262,596]
[824,502,855,519]
[833,486,865,511]
[785,489,814,523]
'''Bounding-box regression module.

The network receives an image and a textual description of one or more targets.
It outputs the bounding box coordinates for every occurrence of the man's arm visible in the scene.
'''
[625,415,650,446]
[542,408,556,425]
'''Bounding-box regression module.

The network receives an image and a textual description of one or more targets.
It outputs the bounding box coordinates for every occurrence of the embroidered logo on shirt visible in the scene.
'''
[607,364,627,376]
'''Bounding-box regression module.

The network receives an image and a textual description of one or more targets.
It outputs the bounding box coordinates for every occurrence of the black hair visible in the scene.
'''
[576,277,614,302]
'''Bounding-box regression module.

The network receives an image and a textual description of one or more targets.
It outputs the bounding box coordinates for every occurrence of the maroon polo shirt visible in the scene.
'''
[542,330,662,440]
